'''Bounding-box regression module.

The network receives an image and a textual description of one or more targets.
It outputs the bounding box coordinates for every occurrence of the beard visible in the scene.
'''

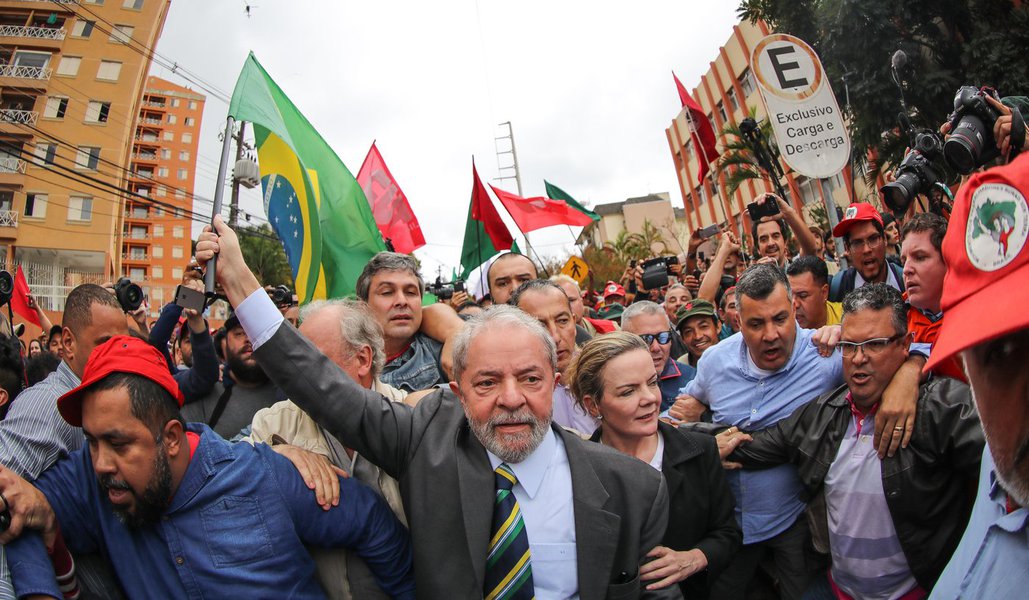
[467,407,551,464]
[986,431,1029,507]
[98,445,173,529]
[226,352,270,386]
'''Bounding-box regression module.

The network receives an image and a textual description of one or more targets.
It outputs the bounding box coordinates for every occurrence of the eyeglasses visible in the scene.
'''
[639,331,673,346]
[846,233,884,252]
[838,334,902,357]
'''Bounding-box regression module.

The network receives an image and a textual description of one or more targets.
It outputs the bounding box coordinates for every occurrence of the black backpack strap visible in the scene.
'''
[207,384,234,429]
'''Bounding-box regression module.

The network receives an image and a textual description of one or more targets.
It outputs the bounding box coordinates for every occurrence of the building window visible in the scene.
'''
[75,147,101,170]
[24,193,47,218]
[43,97,68,119]
[184,117,195,127]
[85,101,111,123]
[156,185,166,197]
[174,207,184,218]
[171,98,180,108]
[163,132,174,142]
[152,245,163,258]
[56,56,81,77]
[14,51,51,70]
[71,20,95,38]
[129,267,145,279]
[175,189,185,199]
[177,168,187,180]
[739,67,756,98]
[33,143,57,165]
[696,185,707,206]
[172,267,183,280]
[708,115,717,133]
[167,114,177,125]
[181,133,192,144]
[97,60,122,82]
[172,246,184,259]
[123,0,145,9]
[161,148,171,160]
[68,196,93,222]
[179,151,189,161]
[173,226,184,238]
[83,0,105,5]
[188,100,197,110]
[157,166,168,177]
[154,225,164,237]
[727,86,739,113]
[154,206,164,217]
[717,102,727,124]
[109,25,134,44]
[153,266,163,279]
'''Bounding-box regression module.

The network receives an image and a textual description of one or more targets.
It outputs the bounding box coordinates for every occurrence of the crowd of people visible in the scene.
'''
[0,158,1026,599]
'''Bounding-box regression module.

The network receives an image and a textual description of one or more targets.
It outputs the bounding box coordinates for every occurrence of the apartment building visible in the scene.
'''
[0,0,170,330]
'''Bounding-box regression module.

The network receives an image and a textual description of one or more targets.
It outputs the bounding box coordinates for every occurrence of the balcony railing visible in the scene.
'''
[122,252,149,261]
[0,25,66,41]
[0,157,26,173]
[143,100,166,109]
[0,64,51,80]
[132,152,158,161]
[139,117,162,125]
[123,230,151,240]
[0,109,37,125]
[0,210,17,227]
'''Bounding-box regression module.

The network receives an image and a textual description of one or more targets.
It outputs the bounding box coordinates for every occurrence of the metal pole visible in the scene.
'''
[204,116,236,297]
[229,121,247,228]
[820,177,848,269]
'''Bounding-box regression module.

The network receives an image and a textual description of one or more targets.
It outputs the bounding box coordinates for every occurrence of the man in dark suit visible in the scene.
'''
[195,215,679,600]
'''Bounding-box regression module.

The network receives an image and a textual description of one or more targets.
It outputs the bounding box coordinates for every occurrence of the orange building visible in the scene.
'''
[666,19,874,242]
[0,0,171,333]
[123,75,204,316]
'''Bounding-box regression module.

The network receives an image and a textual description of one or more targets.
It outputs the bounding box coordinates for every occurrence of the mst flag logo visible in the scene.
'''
[966,183,1029,272]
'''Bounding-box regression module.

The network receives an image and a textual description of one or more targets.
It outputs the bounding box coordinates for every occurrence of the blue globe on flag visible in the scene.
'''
[262,173,305,276]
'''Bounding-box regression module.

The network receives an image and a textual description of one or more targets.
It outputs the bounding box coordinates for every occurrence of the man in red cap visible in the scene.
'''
[597,281,627,322]
[926,153,1029,599]
[829,202,905,302]
[0,336,415,597]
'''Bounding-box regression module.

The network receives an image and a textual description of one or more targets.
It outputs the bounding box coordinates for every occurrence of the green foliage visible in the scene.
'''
[238,224,294,288]
[737,0,1029,175]
[716,107,779,197]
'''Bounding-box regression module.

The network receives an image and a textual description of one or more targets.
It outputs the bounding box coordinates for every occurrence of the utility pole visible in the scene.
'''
[229,121,247,228]
[494,121,546,272]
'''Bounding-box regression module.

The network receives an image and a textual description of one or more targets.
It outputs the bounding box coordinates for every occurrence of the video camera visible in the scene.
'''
[427,276,465,301]
[640,256,679,291]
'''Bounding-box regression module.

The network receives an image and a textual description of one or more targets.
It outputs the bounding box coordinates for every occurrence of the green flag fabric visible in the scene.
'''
[544,180,600,221]
[228,52,386,301]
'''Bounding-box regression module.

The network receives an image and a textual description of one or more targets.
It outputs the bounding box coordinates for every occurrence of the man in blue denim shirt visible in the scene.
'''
[356,253,450,392]
[0,336,414,599]
[670,264,925,599]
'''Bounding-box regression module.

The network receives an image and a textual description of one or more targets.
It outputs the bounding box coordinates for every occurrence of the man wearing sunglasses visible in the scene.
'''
[718,283,984,599]
[829,203,906,302]
[621,302,696,412]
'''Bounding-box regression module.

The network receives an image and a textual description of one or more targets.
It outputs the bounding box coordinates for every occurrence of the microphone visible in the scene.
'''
[891,50,908,72]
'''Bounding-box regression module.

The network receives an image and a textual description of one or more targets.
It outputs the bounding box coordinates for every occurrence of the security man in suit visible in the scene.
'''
[195,215,680,600]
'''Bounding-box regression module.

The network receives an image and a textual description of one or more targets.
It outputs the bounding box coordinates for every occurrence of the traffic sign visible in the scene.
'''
[561,256,589,285]
[751,34,850,179]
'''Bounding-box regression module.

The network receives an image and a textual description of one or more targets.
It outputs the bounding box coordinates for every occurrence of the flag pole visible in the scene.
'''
[683,106,730,231]
[205,115,236,298]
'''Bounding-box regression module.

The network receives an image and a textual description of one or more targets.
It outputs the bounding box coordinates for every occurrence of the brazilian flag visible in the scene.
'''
[228,53,386,302]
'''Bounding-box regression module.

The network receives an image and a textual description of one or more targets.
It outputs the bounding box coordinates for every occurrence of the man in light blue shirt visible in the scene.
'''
[670,264,924,599]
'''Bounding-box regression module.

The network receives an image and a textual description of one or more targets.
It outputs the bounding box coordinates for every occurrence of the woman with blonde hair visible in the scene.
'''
[569,331,740,597]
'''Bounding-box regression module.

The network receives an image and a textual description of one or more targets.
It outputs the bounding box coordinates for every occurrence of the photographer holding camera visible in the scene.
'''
[749,194,820,269]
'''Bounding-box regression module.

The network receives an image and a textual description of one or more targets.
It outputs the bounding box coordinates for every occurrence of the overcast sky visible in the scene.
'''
[152,0,742,279]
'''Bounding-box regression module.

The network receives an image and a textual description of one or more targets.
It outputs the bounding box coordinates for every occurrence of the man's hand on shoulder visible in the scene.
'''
[874,355,923,458]
[272,445,348,511]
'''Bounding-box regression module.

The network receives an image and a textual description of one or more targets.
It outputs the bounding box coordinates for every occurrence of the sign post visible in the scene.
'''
[752,34,850,264]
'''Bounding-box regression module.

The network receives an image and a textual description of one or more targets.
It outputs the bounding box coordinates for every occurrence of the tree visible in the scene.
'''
[716,107,779,198]
[238,224,294,288]
[737,0,1029,177]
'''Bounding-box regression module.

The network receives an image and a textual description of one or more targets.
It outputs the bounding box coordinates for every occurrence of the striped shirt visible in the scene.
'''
[0,361,82,599]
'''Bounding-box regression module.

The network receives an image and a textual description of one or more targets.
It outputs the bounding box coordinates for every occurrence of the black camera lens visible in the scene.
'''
[0,271,13,303]
[114,277,143,312]
[881,173,919,215]
[945,115,990,175]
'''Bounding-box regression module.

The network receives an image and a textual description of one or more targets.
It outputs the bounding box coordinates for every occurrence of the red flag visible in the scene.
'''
[12,266,40,328]
[489,185,594,233]
[460,163,517,276]
[355,142,425,254]
[673,71,720,182]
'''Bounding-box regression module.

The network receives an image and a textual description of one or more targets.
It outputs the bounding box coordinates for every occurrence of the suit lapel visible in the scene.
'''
[659,423,695,501]
[456,423,494,589]
[561,428,621,600]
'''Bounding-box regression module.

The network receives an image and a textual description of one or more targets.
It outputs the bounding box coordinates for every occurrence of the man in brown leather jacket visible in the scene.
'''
[718,283,983,599]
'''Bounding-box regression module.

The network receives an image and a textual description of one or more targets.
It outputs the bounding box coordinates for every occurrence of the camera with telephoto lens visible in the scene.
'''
[0,271,13,306]
[640,256,678,291]
[943,86,1013,175]
[268,285,295,308]
[880,130,945,214]
[427,276,465,301]
[114,277,143,312]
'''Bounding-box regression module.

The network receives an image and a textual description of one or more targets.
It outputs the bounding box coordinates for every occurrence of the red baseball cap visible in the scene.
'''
[58,335,185,427]
[603,281,626,299]
[925,153,1029,372]
[832,202,884,238]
